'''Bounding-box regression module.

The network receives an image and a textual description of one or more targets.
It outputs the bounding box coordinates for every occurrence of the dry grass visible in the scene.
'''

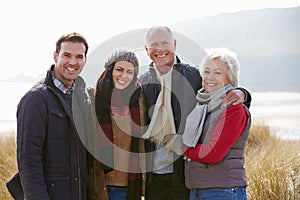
[246,123,300,199]
[0,133,17,200]
[1,124,300,199]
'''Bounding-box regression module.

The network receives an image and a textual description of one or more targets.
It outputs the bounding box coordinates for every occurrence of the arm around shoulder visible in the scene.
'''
[237,87,252,108]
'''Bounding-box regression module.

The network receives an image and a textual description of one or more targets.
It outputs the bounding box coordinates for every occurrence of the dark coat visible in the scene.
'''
[139,56,202,193]
[14,65,89,200]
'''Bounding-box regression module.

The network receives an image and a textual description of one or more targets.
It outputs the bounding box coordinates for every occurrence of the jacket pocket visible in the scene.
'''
[48,108,70,139]
[45,176,71,199]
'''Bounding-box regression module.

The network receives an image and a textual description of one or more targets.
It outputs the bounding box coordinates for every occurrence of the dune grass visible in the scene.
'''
[0,133,17,200]
[1,124,300,199]
[245,123,300,199]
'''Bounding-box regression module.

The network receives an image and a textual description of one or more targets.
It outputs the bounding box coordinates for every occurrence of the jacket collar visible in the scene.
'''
[44,64,85,92]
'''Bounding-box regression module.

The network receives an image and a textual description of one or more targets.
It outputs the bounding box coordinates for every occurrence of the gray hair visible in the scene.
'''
[144,26,174,45]
[200,47,240,86]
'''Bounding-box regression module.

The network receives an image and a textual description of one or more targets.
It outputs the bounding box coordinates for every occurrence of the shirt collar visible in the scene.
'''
[153,56,177,76]
[52,75,75,95]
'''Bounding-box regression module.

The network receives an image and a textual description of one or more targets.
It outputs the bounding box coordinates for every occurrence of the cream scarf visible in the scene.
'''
[182,84,235,147]
[142,67,176,143]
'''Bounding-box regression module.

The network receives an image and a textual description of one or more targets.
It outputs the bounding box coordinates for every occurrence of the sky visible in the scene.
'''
[1,0,300,79]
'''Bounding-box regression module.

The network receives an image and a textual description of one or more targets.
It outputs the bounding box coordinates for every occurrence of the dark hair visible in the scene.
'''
[95,63,114,108]
[55,32,89,56]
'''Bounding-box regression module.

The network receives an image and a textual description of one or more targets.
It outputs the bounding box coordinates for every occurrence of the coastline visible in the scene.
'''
[1,91,300,140]
[250,92,300,140]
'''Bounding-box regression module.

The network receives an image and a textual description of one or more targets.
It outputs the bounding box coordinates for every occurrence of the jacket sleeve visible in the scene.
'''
[17,91,50,200]
[237,87,252,108]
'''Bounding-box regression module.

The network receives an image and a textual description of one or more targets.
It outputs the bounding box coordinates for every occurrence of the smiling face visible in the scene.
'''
[112,60,135,90]
[145,27,176,73]
[53,41,86,87]
[202,58,231,93]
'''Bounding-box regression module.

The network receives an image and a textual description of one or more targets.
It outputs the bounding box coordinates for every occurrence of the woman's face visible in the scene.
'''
[112,60,135,90]
[202,58,231,93]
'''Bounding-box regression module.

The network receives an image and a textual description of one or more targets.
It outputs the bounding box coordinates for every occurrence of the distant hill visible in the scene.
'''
[2,7,299,92]
[0,73,43,83]
[171,7,300,92]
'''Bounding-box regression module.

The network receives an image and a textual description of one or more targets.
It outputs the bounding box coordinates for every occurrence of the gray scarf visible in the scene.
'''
[182,84,235,147]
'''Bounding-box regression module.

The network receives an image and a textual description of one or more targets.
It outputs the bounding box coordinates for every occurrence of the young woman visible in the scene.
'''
[93,50,145,200]
[183,47,251,200]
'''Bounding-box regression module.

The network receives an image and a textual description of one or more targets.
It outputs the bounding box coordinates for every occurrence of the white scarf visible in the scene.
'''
[182,84,235,147]
[142,67,176,143]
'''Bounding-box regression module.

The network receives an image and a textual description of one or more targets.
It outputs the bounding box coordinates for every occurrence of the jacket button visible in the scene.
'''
[74,177,78,181]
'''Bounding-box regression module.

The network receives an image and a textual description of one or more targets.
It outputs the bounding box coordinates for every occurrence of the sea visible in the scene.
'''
[1,82,300,140]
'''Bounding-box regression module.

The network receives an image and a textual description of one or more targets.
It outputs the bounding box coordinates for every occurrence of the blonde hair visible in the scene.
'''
[200,47,240,86]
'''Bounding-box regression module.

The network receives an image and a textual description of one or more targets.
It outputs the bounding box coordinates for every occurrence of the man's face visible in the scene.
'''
[145,28,176,68]
[53,41,86,87]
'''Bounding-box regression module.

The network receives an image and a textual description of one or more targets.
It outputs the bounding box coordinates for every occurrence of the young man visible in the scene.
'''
[11,32,90,199]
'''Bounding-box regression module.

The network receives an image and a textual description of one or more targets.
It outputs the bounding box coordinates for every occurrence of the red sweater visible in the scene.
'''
[184,105,248,164]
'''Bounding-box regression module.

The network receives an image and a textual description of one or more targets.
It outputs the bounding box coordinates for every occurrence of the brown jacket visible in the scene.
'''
[86,87,146,200]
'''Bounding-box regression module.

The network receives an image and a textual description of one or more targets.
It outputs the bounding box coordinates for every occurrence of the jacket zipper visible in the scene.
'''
[73,130,82,200]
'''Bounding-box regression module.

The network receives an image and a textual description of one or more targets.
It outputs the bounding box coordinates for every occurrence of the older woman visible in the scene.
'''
[182,48,251,200]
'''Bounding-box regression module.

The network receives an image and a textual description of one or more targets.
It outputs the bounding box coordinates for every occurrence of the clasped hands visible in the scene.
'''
[163,134,184,155]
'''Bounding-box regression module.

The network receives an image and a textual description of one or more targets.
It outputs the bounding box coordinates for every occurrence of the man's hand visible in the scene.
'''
[221,89,245,107]
[163,134,184,155]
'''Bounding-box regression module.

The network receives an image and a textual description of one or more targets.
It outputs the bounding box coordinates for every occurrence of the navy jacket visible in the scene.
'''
[139,56,202,188]
[16,65,89,200]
